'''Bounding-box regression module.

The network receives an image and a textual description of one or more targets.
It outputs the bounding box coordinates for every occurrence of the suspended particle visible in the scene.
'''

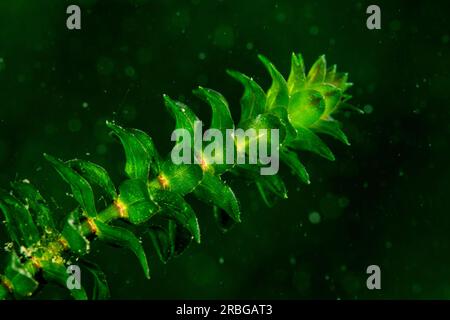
[308,211,321,224]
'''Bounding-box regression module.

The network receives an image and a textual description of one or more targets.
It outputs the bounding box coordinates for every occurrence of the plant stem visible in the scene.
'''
[0,203,122,299]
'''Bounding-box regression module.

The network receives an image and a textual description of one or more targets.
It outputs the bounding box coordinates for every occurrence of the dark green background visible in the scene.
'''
[0,0,449,299]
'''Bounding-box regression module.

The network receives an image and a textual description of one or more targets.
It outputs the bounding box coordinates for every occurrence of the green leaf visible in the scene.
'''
[96,220,150,279]
[307,55,326,84]
[258,54,289,110]
[288,127,335,161]
[194,87,234,173]
[131,128,162,177]
[243,113,286,151]
[164,94,199,138]
[269,106,298,143]
[193,172,241,223]
[256,174,288,207]
[0,189,40,247]
[157,160,203,196]
[44,154,97,217]
[68,160,117,200]
[61,210,90,255]
[169,222,193,256]
[81,260,110,300]
[311,119,350,145]
[342,82,353,91]
[5,251,39,298]
[194,86,234,132]
[338,102,364,114]
[287,53,306,94]
[213,206,237,232]
[118,179,158,224]
[227,70,266,126]
[234,164,287,207]
[10,180,55,232]
[149,221,192,263]
[41,261,87,300]
[325,64,337,83]
[148,224,174,263]
[331,72,349,90]
[288,89,325,128]
[310,83,342,117]
[107,122,159,180]
[280,149,310,184]
[153,189,201,243]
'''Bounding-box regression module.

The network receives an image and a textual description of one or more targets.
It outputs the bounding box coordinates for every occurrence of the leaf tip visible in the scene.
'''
[257,54,271,67]
[43,153,57,163]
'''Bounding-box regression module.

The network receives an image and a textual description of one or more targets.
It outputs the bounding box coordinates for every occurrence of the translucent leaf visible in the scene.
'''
[270,106,298,143]
[288,89,325,128]
[118,179,158,224]
[338,102,364,114]
[310,83,342,117]
[107,122,159,180]
[307,55,326,84]
[258,54,289,110]
[44,154,97,217]
[81,260,110,300]
[4,251,39,298]
[61,210,90,255]
[131,128,162,177]
[148,224,174,264]
[0,189,40,247]
[287,53,306,94]
[256,175,288,207]
[153,189,201,243]
[164,94,199,138]
[170,222,194,256]
[288,127,335,161]
[227,70,266,125]
[234,164,287,207]
[157,160,203,196]
[330,72,349,90]
[325,64,337,83]
[213,206,237,233]
[245,113,287,148]
[193,172,241,223]
[149,220,192,263]
[41,261,87,300]
[280,149,310,184]
[193,86,234,132]
[311,119,350,145]
[10,180,55,232]
[96,220,150,279]
[342,82,353,91]
[68,159,117,200]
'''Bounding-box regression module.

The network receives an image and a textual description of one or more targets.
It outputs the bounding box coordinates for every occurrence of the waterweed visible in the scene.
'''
[0,52,360,300]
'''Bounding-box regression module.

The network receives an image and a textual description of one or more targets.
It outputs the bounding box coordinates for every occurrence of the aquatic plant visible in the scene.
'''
[0,53,359,299]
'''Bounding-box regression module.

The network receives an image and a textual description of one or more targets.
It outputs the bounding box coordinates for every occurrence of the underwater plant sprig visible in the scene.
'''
[0,52,359,300]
